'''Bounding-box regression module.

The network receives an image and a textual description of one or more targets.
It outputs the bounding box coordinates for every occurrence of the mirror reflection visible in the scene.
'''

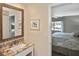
[2,7,22,39]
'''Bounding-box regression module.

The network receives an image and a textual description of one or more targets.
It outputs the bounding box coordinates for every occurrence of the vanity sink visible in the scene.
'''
[10,44,26,53]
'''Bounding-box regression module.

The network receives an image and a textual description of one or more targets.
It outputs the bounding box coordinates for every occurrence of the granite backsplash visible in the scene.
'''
[0,37,24,48]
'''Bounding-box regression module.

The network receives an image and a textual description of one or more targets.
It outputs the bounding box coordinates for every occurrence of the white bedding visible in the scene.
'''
[53,38,79,50]
[52,32,74,38]
[52,32,79,50]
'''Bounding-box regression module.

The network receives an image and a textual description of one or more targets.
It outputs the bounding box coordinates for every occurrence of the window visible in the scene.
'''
[52,21,63,32]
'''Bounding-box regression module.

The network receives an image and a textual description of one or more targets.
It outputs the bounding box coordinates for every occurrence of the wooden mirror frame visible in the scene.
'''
[0,3,24,42]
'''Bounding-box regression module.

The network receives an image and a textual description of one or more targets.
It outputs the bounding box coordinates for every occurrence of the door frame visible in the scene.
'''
[48,4,65,56]
[48,4,52,56]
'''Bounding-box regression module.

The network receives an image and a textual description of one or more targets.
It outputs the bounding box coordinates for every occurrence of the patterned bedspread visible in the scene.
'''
[52,33,79,55]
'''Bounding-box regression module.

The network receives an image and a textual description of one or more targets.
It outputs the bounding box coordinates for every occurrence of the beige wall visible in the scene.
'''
[8,3,49,56]
[8,3,24,9]
[25,4,49,56]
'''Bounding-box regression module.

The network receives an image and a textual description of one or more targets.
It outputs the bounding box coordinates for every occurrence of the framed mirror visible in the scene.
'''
[0,3,24,42]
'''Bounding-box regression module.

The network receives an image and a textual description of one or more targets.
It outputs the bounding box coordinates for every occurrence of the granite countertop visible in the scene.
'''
[0,41,33,56]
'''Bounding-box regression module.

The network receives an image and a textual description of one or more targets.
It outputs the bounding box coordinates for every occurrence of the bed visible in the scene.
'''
[52,32,79,56]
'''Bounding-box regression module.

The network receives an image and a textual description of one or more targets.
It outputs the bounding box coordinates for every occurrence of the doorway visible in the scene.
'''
[49,3,79,56]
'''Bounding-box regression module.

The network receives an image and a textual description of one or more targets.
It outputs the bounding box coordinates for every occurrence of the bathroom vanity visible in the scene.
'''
[0,4,34,56]
[0,38,34,56]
